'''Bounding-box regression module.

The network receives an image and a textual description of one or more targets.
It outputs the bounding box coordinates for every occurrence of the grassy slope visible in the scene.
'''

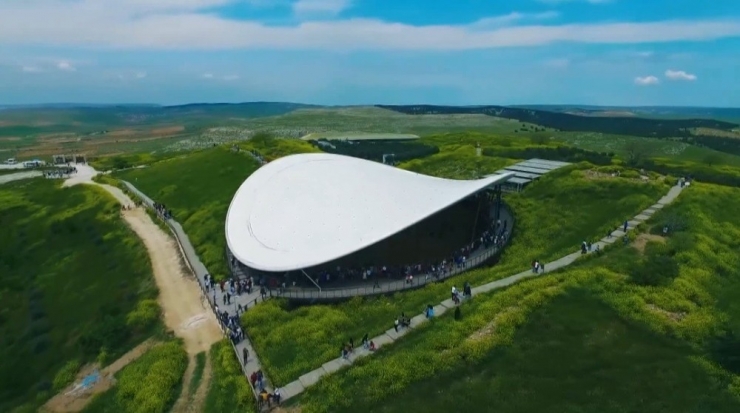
[242,148,666,386]
[204,340,255,413]
[303,288,740,413]
[114,139,319,280]
[81,340,188,413]
[295,182,740,413]
[0,179,159,412]
[556,131,740,167]
[116,147,261,279]
[243,106,525,136]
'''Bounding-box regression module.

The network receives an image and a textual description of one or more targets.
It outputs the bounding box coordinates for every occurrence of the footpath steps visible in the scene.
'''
[276,183,686,401]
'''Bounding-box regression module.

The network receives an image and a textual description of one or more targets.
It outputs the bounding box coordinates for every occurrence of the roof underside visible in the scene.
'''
[226,153,514,272]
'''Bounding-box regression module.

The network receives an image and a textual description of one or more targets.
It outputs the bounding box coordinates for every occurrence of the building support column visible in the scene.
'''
[301,269,322,291]
[494,185,503,222]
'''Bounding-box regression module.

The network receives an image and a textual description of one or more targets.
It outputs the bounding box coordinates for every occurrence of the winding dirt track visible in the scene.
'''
[43,166,221,412]
[121,206,222,354]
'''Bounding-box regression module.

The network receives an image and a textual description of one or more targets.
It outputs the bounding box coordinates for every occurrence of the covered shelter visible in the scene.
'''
[225,153,514,296]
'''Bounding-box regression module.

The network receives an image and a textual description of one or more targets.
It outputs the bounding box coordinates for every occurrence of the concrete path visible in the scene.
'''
[0,170,42,184]
[121,180,274,398]
[275,183,686,401]
[121,176,685,404]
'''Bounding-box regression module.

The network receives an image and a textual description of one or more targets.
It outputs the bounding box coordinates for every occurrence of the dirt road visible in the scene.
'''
[66,165,222,354]
[44,166,222,412]
[122,207,222,354]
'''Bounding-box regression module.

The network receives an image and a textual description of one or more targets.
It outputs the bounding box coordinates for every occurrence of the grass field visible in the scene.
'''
[81,340,188,413]
[114,139,320,280]
[301,131,420,141]
[115,148,261,280]
[557,131,740,167]
[204,340,255,413]
[240,139,666,386]
[292,182,740,413]
[0,179,160,413]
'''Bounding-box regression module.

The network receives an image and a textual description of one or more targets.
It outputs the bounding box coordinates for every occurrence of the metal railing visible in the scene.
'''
[226,205,515,302]
[121,181,267,403]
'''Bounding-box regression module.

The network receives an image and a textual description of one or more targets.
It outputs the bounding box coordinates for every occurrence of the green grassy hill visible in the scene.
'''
[291,182,740,413]
[54,132,740,412]
[0,179,160,412]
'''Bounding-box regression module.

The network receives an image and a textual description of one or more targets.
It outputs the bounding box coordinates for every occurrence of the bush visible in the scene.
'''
[52,359,81,392]
[0,180,159,412]
[204,340,255,413]
[126,299,160,332]
[310,139,439,163]
[485,145,613,166]
[82,340,188,413]
[710,327,740,375]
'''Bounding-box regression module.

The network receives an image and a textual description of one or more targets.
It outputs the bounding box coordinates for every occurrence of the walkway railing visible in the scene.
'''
[120,180,270,403]
[275,236,510,300]
[225,204,515,301]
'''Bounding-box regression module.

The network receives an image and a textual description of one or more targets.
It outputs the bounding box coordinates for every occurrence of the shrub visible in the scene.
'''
[204,340,255,413]
[0,180,158,412]
[83,340,188,413]
[52,359,81,392]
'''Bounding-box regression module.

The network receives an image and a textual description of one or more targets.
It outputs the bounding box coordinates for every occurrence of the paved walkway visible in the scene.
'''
[120,180,274,399]
[275,183,686,401]
[122,177,684,405]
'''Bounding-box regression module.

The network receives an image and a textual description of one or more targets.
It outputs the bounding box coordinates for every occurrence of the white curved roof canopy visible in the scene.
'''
[225,153,514,272]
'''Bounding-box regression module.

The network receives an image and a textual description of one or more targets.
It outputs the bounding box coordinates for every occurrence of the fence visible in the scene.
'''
[276,225,512,300]
[120,181,266,403]
[225,204,515,302]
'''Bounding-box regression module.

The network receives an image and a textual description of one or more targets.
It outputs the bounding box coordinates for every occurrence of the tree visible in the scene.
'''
[703,153,724,167]
[624,140,652,166]
[530,135,549,145]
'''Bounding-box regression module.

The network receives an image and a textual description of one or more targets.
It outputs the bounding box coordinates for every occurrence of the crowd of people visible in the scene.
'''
[43,167,77,179]
[341,334,377,360]
[152,202,172,220]
[298,214,510,290]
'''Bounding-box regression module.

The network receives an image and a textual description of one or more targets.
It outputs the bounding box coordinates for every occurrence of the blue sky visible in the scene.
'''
[0,0,739,106]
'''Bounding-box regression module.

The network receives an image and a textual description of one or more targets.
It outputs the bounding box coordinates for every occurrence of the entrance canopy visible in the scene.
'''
[226,153,514,272]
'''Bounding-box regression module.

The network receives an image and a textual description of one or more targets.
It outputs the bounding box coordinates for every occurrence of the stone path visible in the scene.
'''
[120,180,274,399]
[276,183,686,401]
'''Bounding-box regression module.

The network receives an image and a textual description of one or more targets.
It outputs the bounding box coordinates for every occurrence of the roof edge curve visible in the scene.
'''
[225,153,515,272]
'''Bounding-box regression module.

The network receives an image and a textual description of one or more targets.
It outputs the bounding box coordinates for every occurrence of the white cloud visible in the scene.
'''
[56,60,76,71]
[292,0,351,17]
[0,1,739,50]
[223,74,240,80]
[135,71,147,78]
[544,58,570,68]
[538,0,613,4]
[471,11,559,29]
[634,75,659,85]
[22,65,42,73]
[665,69,697,81]
[202,73,214,78]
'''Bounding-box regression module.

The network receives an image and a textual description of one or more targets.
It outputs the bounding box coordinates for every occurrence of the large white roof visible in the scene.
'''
[225,153,514,272]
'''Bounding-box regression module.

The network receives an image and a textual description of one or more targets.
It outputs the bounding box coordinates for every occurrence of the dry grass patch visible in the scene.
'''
[42,339,160,413]
[107,129,137,137]
[466,307,520,343]
[151,126,186,135]
[632,233,666,254]
[646,304,687,322]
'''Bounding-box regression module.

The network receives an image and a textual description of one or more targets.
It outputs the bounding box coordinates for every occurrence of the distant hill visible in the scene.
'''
[512,105,740,122]
[376,105,738,138]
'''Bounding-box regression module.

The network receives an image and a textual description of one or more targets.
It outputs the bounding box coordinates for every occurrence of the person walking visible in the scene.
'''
[242,347,249,366]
